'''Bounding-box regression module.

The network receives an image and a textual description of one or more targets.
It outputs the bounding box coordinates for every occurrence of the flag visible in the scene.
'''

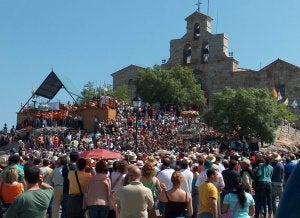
[272,86,278,98]
[283,98,289,106]
[291,99,298,109]
[277,91,282,101]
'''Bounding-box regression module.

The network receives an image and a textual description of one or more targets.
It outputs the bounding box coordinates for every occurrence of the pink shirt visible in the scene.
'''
[85,174,111,206]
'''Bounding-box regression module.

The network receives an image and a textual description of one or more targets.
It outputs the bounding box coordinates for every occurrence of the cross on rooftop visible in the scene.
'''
[195,0,202,12]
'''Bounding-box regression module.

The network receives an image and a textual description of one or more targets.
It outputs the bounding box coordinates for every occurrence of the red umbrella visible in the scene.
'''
[79,149,124,160]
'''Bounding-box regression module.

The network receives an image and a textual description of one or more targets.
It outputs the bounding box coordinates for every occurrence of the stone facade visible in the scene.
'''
[111,64,145,100]
[111,11,300,125]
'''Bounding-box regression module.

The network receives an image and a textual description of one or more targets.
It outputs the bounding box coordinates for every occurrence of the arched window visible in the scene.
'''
[183,44,192,64]
[202,43,209,63]
[194,23,200,40]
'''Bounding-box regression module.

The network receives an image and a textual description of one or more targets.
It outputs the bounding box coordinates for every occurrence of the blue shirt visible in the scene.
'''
[270,161,284,183]
[223,192,255,218]
[257,163,273,182]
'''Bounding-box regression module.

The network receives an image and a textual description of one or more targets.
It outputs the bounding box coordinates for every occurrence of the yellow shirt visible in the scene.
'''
[198,181,218,214]
[68,170,91,194]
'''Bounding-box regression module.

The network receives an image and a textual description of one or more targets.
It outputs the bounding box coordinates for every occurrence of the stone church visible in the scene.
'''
[111,10,300,125]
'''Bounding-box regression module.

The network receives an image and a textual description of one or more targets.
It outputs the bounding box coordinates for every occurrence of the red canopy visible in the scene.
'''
[80,149,124,160]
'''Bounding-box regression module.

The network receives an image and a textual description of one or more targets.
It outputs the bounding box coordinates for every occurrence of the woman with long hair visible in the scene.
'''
[221,176,255,218]
[240,159,254,194]
[141,163,162,218]
[158,171,193,218]
[0,168,24,211]
[85,160,111,218]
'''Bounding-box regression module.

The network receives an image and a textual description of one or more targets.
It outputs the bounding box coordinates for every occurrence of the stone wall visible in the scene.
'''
[111,65,144,99]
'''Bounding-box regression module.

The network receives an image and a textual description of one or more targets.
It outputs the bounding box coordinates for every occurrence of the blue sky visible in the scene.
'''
[1,0,300,129]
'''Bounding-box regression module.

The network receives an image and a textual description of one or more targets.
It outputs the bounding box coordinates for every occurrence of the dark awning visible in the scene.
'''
[34,71,82,99]
[19,71,82,112]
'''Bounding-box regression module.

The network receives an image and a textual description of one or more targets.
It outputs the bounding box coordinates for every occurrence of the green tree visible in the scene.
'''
[79,81,96,104]
[276,103,297,122]
[99,83,113,96]
[135,65,205,109]
[111,84,130,103]
[79,82,113,104]
[204,87,296,143]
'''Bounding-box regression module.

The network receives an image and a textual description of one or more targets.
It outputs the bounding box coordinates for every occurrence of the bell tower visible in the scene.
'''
[165,10,236,72]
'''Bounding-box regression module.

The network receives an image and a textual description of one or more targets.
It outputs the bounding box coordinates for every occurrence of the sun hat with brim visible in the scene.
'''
[206,154,216,163]
[271,152,282,161]
[107,160,113,168]
[241,159,251,167]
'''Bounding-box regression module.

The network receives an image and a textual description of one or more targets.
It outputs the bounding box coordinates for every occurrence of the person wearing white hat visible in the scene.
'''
[136,160,144,169]
[195,155,225,193]
[240,159,254,194]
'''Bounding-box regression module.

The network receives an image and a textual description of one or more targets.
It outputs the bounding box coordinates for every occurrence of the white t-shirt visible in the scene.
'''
[180,168,193,193]
[217,163,225,172]
[195,169,225,191]
[157,168,175,191]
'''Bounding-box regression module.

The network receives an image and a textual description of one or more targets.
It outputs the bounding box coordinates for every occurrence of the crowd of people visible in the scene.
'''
[17,95,118,130]
[0,96,299,218]
[0,145,298,218]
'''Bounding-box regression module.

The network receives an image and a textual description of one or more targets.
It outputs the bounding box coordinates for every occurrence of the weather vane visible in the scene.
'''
[195,0,202,12]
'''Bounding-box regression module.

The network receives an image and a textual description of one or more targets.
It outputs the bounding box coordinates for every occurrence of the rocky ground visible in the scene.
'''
[262,125,300,153]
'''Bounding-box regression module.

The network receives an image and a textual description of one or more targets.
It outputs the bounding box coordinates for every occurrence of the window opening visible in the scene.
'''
[183,44,192,64]
[194,23,200,40]
[202,44,209,63]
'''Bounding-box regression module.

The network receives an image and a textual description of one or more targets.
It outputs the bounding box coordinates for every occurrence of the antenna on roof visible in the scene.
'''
[195,0,202,12]
[51,66,54,72]
[207,0,210,15]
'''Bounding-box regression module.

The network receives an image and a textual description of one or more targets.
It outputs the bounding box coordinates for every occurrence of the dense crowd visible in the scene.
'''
[0,144,298,218]
[17,95,118,130]
[0,97,299,218]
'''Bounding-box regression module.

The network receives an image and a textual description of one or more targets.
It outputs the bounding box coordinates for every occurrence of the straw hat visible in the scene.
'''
[206,154,216,163]
[271,152,282,161]
[241,158,251,167]
[107,160,113,168]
